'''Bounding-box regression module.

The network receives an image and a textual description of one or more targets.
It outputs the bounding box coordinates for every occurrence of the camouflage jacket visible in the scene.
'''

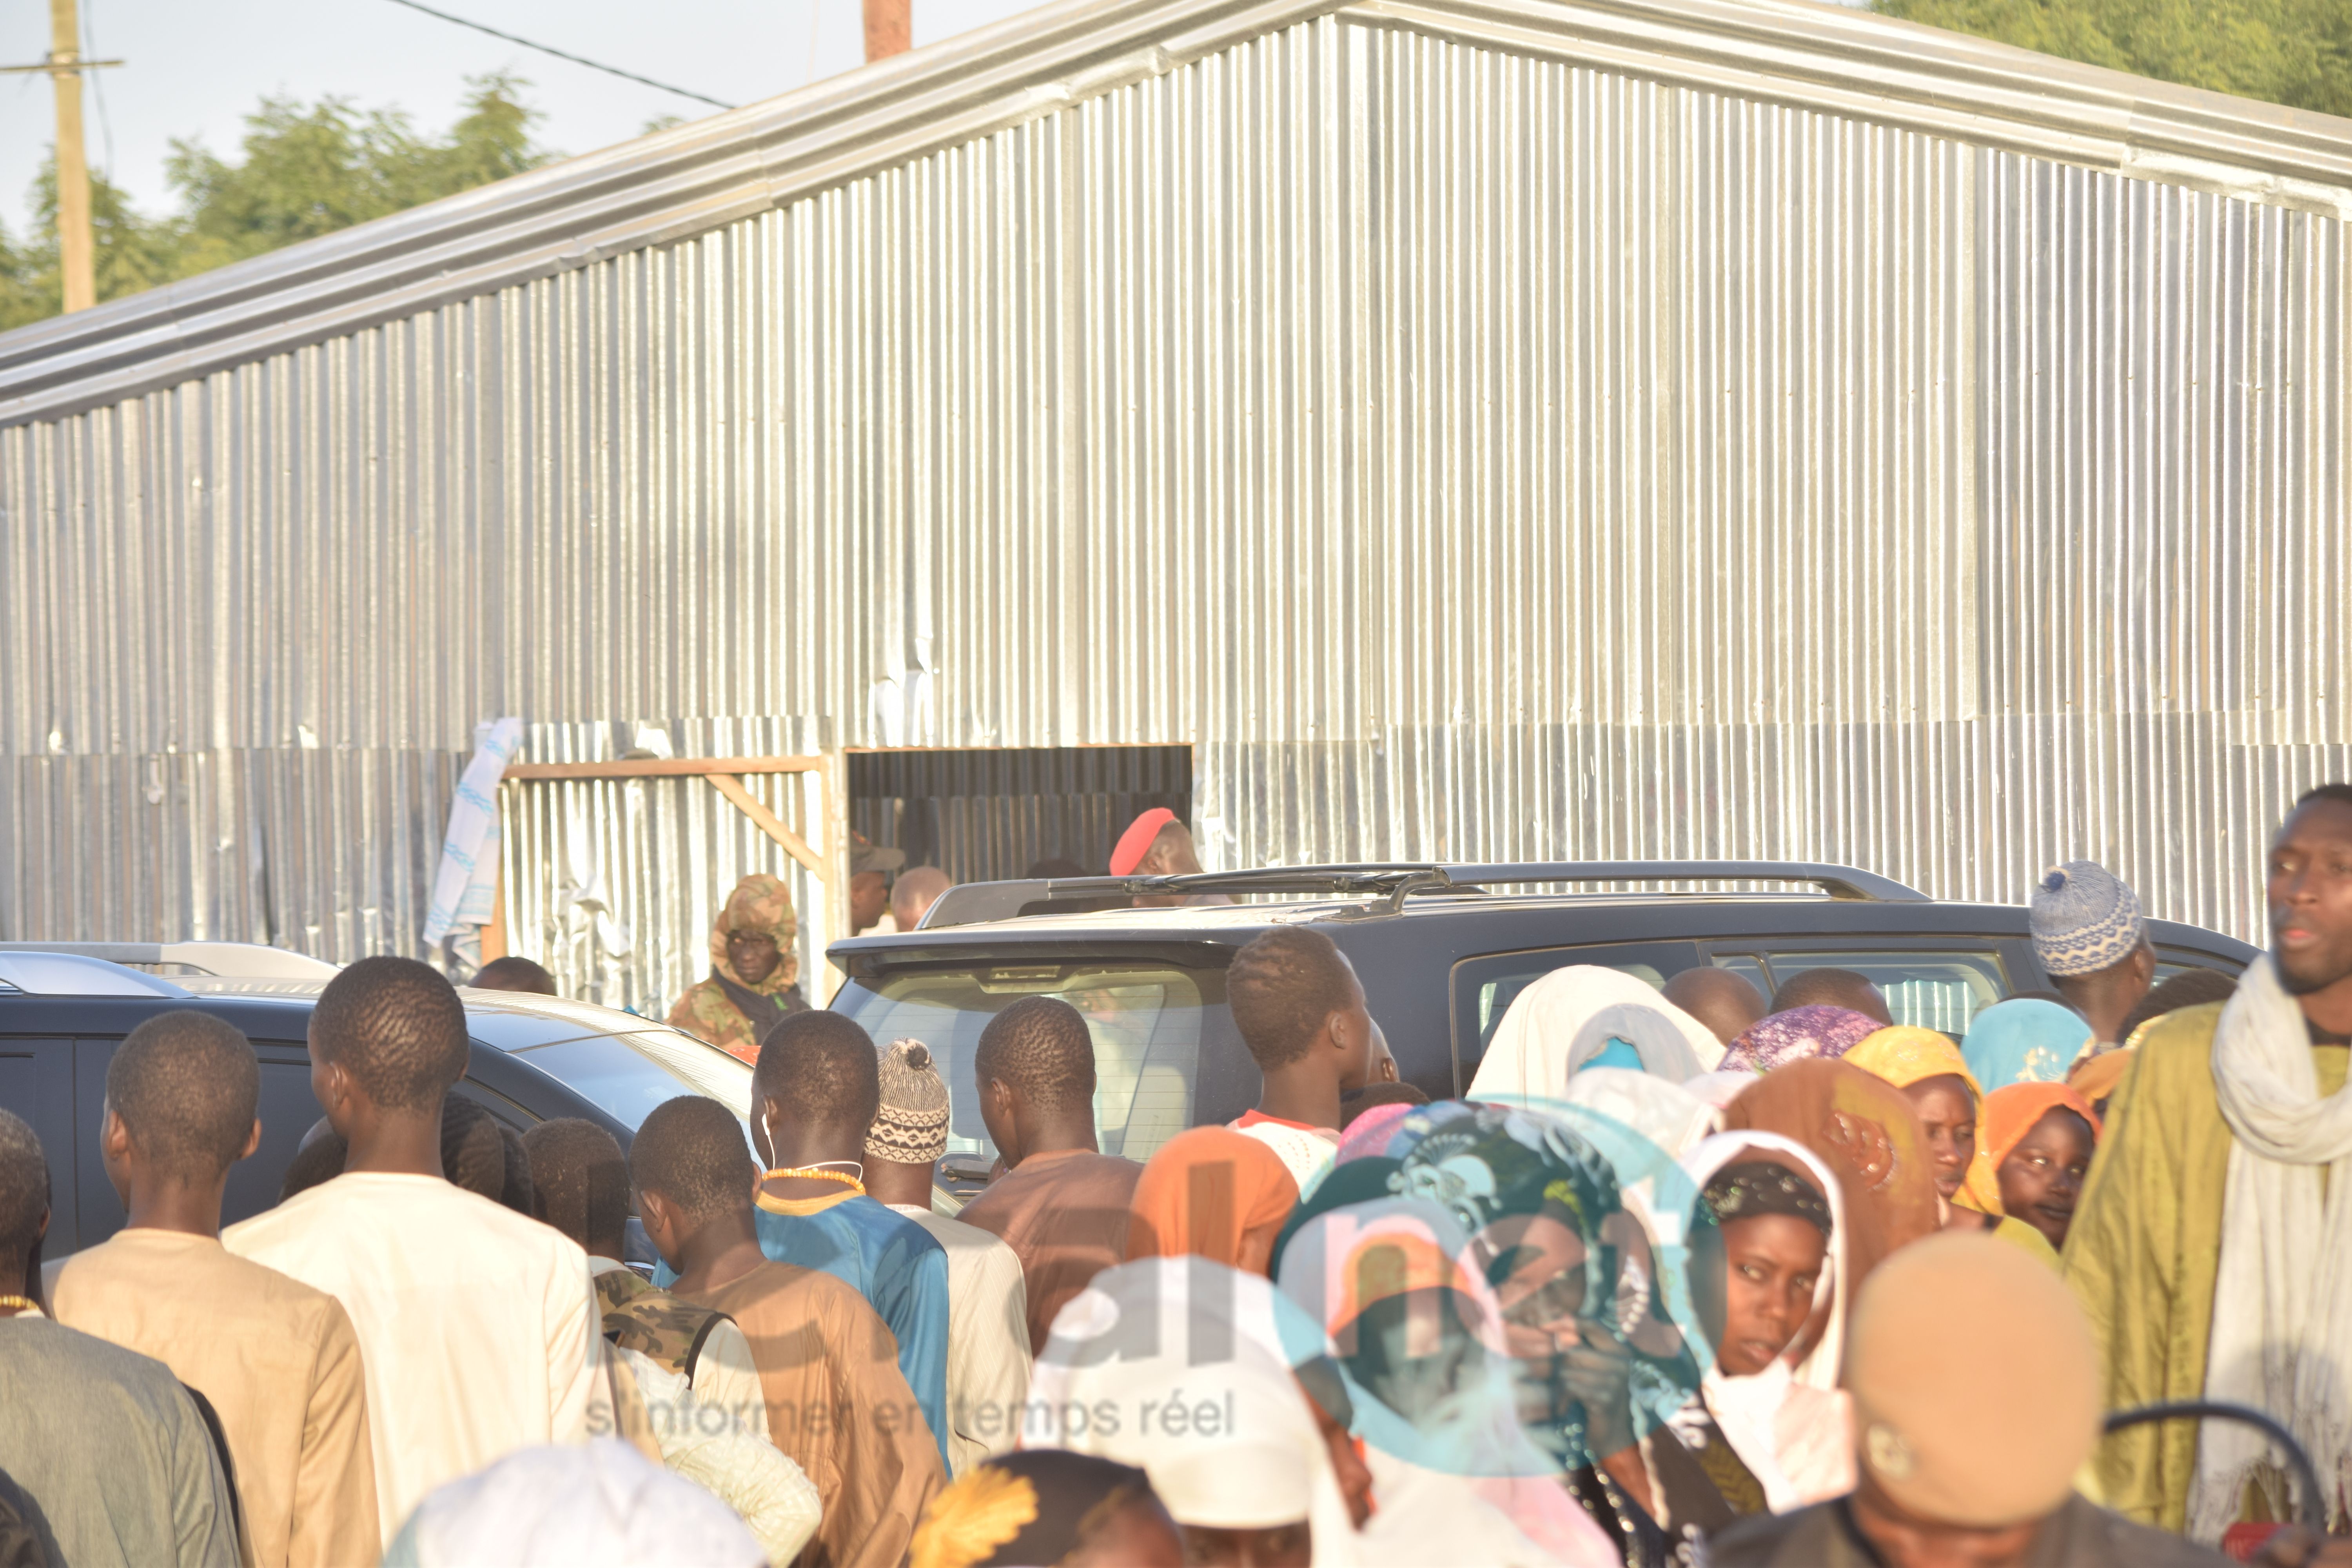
[596,1267,735,1385]
[666,976,809,1064]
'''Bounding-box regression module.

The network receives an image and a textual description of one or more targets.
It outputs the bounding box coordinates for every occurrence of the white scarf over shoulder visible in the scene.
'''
[2194,954,2352,1540]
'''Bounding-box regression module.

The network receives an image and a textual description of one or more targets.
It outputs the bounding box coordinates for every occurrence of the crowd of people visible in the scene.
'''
[4,786,2352,1567]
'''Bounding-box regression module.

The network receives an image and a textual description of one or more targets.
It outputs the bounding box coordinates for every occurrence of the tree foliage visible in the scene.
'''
[1874,0,2352,118]
[0,74,549,332]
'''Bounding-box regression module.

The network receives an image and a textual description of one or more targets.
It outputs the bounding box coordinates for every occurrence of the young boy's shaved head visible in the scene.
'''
[973,996,1097,1110]
[311,956,470,1113]
[1226,927,1359,1072]
[630,1097,757,1226]
[107,1010,260,1181]
[752,1012,883,1129]
[523,1118,631,1252]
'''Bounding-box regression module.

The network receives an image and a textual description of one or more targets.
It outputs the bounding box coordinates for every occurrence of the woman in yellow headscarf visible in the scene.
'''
[1842,1026,2060,1268]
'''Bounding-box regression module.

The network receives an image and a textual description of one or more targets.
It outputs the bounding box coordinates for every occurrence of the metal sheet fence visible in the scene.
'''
[3,13,2348,997]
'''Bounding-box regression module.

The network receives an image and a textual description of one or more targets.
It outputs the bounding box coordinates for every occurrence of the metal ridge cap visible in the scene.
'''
[1360,0,2352,190]
[4,0,2350,425]
[0,0,1283,424]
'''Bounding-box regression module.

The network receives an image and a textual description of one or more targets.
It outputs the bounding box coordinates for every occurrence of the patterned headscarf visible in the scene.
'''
[1389,1103,1704,1461]
[1701,1159,1833,1236]
[1719,1005,1882,1073]
[1719,1059,1942,1290]
[1961,999,2095,1092]
[708,873,800,994]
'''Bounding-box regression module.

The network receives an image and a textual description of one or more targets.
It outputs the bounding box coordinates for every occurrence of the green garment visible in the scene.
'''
[2062,1002,2349,1532]
[1994,1214,2062,1269]
[0,1313,240,1568]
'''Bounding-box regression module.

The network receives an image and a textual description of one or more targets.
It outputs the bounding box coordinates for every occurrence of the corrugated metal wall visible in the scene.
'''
[4,14,2348,1006]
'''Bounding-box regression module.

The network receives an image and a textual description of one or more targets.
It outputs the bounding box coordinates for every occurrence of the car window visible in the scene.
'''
[831,961,1223,1166]
[508,1030,753,1129]
[1720,948,2010,1034]
[2152,946,2245,985]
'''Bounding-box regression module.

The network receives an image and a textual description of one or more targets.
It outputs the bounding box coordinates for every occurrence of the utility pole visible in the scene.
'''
[48,0,92,311]
[1,0,120,313]
[863,0,909,62]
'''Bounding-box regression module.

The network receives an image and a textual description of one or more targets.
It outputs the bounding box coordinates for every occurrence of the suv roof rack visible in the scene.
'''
[0,951,195,998]
[916,859,1928,930]
[0,941,338,979]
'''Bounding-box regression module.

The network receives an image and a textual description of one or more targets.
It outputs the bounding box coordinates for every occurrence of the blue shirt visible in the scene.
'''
[662,1187,952,1465]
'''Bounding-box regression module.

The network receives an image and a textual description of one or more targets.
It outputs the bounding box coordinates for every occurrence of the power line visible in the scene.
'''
[375,0,735,112]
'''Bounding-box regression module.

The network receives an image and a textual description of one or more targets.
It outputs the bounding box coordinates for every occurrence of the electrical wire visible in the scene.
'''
[374,0,735,111]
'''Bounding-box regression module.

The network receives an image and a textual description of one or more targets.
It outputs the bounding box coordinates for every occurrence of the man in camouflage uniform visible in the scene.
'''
[668,873,809,1063]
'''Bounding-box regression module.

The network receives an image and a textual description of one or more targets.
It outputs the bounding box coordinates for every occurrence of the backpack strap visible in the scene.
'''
[681,1309,730,1388]
[600,1285,733,1384]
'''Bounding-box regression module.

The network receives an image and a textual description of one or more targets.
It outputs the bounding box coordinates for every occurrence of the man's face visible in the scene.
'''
[849,871,889,933]
[2270,799,2352,994]
[1140,822,1205,876]
[726,928,782,985]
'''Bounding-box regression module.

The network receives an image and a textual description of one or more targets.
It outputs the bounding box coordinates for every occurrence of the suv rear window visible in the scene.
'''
[1713,949,2009,1035]
[1454,940,2016,1081]
[831,961,1232,1167]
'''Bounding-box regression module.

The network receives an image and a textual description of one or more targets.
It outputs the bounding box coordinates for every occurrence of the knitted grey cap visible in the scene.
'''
[2029,861,2145,977]
[866,1038,950,1164]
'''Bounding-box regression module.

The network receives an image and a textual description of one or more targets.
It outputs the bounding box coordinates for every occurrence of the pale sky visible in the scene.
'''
[0,0,1048,238]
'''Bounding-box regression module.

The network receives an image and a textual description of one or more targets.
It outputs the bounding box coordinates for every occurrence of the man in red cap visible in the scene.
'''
[1108,809,1227,909]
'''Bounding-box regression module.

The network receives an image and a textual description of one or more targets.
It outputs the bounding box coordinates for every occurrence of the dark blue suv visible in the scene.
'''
[826,860,2256,1188]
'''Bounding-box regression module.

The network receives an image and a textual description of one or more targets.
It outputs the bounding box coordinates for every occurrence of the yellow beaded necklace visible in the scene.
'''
[763,1163,866,1196]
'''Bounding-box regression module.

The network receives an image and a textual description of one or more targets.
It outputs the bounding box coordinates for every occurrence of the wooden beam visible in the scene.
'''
[705,773,828,880]
[505,755,823,780]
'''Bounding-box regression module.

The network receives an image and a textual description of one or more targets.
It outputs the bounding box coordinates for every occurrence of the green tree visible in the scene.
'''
[1875,0,2352,118]
[0,73,550,332]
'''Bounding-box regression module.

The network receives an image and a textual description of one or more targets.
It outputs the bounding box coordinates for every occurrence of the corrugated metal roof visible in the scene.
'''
[2,0,2348,423]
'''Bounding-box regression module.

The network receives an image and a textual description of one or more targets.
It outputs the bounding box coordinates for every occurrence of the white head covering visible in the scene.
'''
[381,1441,764,1568]
[1665,1132,1857,1513]
[1029,1256,1361,1565]
[1467,968,1722,1108]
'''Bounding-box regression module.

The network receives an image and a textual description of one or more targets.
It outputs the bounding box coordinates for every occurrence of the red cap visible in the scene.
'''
[1109,808,1179,876]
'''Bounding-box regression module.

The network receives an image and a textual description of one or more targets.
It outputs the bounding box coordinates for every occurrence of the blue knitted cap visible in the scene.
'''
[2029,861,2144,977]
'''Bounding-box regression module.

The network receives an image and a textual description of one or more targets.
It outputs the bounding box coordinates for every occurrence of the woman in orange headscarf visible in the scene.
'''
[1982,1083,2101,1254]
[1125,1127,1300,1276]
[1843,1026,2064,1267]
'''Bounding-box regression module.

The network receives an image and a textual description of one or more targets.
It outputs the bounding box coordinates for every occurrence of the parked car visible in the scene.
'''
[827,859,2257,1193]
[0,951,750,1257]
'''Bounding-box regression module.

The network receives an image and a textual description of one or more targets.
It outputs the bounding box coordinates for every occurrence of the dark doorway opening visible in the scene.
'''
[847,746,1192,884]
